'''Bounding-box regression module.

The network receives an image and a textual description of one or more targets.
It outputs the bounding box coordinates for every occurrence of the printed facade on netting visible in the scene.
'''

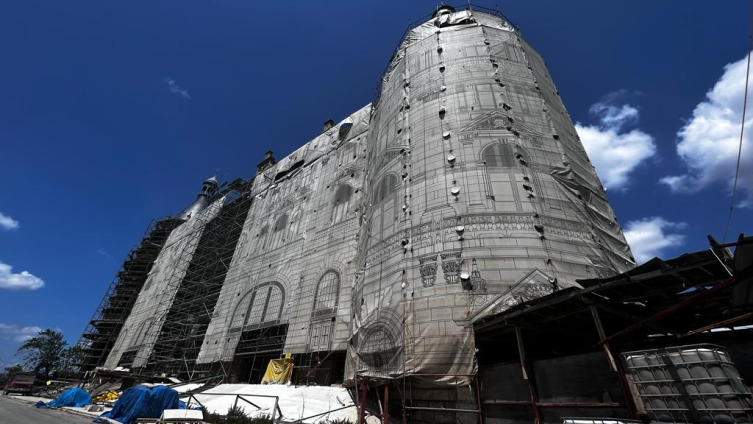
[82,7,634,385]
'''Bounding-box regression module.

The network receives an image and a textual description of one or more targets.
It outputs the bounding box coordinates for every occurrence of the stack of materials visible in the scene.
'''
[35,387,92,408]
[96,385,182,424]
[623,344,753,423]
[92,390,120,403]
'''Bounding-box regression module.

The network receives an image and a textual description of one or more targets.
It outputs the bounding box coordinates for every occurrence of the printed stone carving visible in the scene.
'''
[419,254,438,287]
[440,251,462,284]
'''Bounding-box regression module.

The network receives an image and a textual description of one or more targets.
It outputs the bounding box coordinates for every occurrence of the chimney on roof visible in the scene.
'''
[322,119,335,133]
[257,150,276,174]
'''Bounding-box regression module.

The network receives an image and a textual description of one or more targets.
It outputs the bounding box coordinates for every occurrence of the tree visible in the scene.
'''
[16,329,67,379]
[4,364,25,375]
[57,345,85,377]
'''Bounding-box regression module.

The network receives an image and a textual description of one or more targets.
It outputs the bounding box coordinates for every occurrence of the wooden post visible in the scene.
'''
[383,384,390,424]
[402,377,408,424]
[590,305,618,371]
[474,375,484,424]
[514,327,528,380]
[515,327,541,424]
[589,306,640,418]
[360,378,368,424]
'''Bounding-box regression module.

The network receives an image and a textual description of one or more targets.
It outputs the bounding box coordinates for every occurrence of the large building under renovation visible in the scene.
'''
[78,4,635,393]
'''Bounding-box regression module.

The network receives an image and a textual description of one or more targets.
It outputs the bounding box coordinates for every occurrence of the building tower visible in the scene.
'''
[101,176,232,372]
[75,176,220,371]
[347,5,635,416]
[77,8,637,418]
[177,176,219,220]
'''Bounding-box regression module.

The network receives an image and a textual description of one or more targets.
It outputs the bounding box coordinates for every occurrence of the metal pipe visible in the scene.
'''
[293,405,355,423]
[192,392,280,398]
[383,384,390,424]
[188,394,206,410]
[482,400,623,408]
[483,400,532,405]
[403,406,481,413]
[474,376,484,424]
[537,402,623,408]
[237,396,261,410]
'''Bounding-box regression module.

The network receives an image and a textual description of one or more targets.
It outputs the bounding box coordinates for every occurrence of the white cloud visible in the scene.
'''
[661,53,753,203]
[96,249,112,260]
[0,323,43,342]
[0,212,19,230]
[589,103,639,131]
[0,261,45,290]
[575,94,656,191]
[624,217,686,264]
[165,78,191,100]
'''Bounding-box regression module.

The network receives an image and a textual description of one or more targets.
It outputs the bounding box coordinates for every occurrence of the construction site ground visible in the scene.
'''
[0,394,107,423]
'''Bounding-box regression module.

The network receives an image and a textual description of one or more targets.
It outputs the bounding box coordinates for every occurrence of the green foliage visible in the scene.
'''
[3,364,25,375]
[57,345,85,377]
[199,406,352,424]
[202,406,273,424]
[16,329,67,378]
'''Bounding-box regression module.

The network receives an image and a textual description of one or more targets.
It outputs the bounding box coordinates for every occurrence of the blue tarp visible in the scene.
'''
[96,385,182,424]
[35,387,91,408]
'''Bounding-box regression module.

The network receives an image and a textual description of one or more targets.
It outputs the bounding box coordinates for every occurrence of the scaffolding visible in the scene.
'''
[76,217,183,372]
[131,179,255,380]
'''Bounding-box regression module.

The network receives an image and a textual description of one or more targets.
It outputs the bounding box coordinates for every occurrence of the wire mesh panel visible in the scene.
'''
[622,344,753,423]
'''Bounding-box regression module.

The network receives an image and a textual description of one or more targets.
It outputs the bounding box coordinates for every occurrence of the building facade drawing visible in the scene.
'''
[77,6,635,390]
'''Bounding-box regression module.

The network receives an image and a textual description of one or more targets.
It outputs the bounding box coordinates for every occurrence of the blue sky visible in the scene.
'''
[0,1,751,367]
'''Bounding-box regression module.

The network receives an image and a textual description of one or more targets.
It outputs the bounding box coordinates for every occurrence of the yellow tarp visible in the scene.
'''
[92,390,120,402]
[260,358,294,385]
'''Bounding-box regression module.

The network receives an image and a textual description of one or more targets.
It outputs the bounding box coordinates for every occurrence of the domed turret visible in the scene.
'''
[176,175,219,220]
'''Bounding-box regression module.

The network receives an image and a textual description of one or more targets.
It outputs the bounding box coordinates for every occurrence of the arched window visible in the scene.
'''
[289,208,302,235]
[370,173,399,237]
[229,282,285,333]
[274,214,288,232]
[373,174,398,205]
[230,291,254,330]
[360,326,399,369]
[257,225,269,251]
[313,270,340,317]
[482,142,536,213]
[309,271,341,351]
[332,184,353,224]
[113,329,129,353]
[482,143,516,168]
[133,319,152,346]
[268,214,288,249]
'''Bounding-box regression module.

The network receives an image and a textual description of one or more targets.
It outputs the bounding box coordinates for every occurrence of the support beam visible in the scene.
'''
[360,378,368,424]
[383,385,389,424]
[474,376,484,424]
[589,305,617,372]
[680,311,753,337]
[598,265,753,346]
[514,327,527,380]
[515,327,541,424]
[581,295,673,334]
